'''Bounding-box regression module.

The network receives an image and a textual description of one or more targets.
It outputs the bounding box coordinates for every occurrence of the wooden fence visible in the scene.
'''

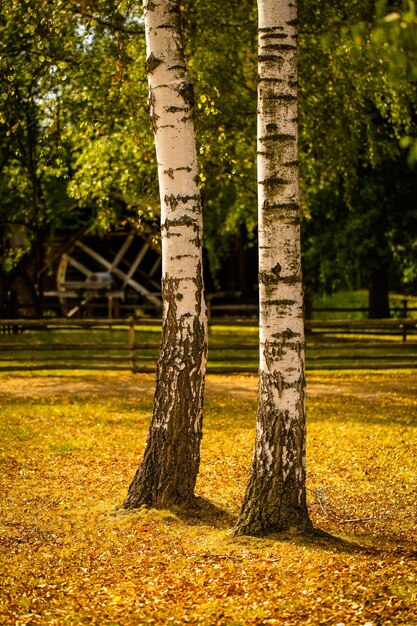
[0,317,416,373]
[206,298,417,322]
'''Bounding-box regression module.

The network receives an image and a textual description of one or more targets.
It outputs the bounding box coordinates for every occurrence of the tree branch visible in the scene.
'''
[73,9,144,35]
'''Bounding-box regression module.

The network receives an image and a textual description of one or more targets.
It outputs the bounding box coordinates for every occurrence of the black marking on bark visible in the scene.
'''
[259,263,281,285]
[190,235,202,248]
[164,193,200,206]
[148,91,159,132]
[287,19,298,26]
[258,271,269,285]
[284,160,299,167]
[272,262,282,276]
[280,274,302,285]
[262,43,296,51]
[259,176,289,187]
[265,94,297,102]
[276,371,284,398]
[172,253,198,259]
[263,338,278,370]
[261,32,288,40]
[165,166,193,177]
[186,204,201,214]
[272,328,300,341]
[158,124,176,129]
[260,203,300,221]
[162,215,200,233]
[165,105,188,113]
[175,81,194,108]
[260,133,295,143]
[258,55,282,63]
[259,26,284,32]
[264,300,297,309]
[157,23,176,30]
[266,123,278,132]
[164,193,178,210]
[194,260,205,318]
[176,292,183,300]
[258,76,284,84]
[145,0,156,10]
[169,64,187,72]
[145,53,163,74]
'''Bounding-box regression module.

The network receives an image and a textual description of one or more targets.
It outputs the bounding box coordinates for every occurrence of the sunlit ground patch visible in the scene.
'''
[0,372,416,625]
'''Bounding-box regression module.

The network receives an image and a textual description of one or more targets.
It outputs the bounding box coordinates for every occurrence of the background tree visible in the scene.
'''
[235,0,312,537]
[299,0,417,314]
[123,0,207,509]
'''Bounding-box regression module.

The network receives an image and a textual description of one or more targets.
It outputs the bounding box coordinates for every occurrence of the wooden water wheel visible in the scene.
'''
[55,230,162,317]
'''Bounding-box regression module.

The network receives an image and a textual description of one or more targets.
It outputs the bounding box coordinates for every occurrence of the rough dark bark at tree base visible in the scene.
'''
[123,338,206,509]
[234,507,313,538]
[123,275,206,510]
[123,355,205,509]
[234,516,314,538]
[233,414,313,538]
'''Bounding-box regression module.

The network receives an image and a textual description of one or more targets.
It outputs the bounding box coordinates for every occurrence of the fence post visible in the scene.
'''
[128,317,137,372]
[401,299,408,342]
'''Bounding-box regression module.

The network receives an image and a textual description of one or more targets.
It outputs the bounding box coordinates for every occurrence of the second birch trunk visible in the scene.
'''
[235,0,312,536]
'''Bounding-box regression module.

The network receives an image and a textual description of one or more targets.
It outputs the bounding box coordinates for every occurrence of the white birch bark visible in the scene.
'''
[235,0,311,535]
[124,0,207,509]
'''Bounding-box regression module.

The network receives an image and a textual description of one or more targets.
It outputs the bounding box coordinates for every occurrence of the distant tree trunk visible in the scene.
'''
[368,265,390,318]
[124,0,207,509]
[0,277,10,318]
[235,0,312,536]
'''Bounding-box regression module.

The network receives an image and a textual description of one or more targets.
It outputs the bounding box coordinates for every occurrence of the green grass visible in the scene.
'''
[0,371,416,625]
[313,289,417,319]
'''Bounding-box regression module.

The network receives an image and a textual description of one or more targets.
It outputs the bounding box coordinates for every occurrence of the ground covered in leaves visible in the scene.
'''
[0,371,416,625]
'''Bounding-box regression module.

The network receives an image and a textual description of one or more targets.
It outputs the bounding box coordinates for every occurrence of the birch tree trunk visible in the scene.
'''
[124,0,207,509]
[235,0,312,536]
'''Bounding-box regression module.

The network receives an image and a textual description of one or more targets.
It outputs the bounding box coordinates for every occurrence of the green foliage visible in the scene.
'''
[1,0,417,298]
[368,0,417,163]
[0,0,157,289]
[298,0,417,298]
[182,0,258,277]
[299,0,417,196]
[0,0,79,275]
